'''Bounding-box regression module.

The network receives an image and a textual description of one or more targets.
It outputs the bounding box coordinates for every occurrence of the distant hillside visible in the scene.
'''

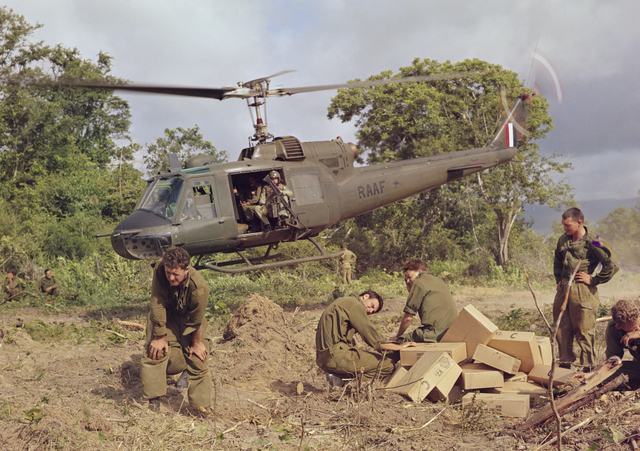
[524,197,640,236]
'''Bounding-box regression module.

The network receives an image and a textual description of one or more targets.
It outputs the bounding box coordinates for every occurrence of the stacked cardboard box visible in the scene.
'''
[391,352,462,402]
[400,342,467,366]
[386,304,576,417]
[441,305,498,362]
[488,331,542,372]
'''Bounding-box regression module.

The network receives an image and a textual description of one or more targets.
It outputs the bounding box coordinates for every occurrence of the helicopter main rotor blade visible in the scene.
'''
[2,69,484,101]
[63,82,237,100]
[271,71,485,96]
[0,76,238,100]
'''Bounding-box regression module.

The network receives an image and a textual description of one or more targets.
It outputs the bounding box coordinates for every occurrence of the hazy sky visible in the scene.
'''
[5,0,640,201]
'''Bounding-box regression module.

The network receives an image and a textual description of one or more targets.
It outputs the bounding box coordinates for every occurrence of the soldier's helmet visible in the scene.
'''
[269,170,281,180]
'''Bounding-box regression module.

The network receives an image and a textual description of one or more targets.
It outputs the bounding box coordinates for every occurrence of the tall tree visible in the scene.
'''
[0,7,143,262]
[143,126,228,175]
[328,58,573,268]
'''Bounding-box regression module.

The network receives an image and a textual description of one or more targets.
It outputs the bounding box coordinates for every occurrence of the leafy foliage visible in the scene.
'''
[143,126,229,175]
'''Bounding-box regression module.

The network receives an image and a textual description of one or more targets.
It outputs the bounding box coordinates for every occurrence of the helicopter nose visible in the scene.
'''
[111,210,173,260]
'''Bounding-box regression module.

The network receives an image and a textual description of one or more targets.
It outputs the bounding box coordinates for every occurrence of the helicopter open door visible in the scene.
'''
[176,178,239,254]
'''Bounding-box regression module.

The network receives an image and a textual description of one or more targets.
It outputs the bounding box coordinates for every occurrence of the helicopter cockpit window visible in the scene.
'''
[191,181,217,219]
[179,191,201,221]
[139,178,184,221]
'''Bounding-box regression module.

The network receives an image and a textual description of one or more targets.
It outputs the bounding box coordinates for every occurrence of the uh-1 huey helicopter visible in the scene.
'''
[81,69,530,273]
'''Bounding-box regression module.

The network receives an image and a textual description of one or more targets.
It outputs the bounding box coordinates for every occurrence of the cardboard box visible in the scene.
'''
[505,372,528,383]
[462,393,530,418]
[472,344,521,374]
[400,342,467,367]
[396,352,462,402]
[458,363,504,390]
[485,381,549,407]
[384,365,408,389]
[441,305,498,362]
[528,365,575,388]
[536,336,553,365]
[487,331,543,373]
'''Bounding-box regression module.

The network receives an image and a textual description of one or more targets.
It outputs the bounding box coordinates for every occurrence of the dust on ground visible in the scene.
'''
[1,288,640,450]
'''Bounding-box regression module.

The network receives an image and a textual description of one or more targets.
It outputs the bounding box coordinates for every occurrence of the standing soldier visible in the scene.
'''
[3,269,24,302]
[37,269,60,298]
[339,244,357,285]
[553,208,618,371]
[140,247,212,414]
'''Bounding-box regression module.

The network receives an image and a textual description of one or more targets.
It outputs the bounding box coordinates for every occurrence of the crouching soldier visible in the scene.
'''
[604,300,640,390]
[3,269,24,302]
[37,269,60,298]
[316,291,417,383]
[140,247,212,413]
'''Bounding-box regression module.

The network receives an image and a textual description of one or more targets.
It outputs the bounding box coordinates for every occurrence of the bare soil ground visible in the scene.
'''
[1,286,640,450]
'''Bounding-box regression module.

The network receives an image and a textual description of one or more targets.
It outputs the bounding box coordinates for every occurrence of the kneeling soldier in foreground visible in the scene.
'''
[316,291,417,382]
[140,247,212,413]
[605,299,640,389]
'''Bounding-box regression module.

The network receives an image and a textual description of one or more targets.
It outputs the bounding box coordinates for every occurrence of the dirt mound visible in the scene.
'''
[215,294,312,391]
[223,293,286,342]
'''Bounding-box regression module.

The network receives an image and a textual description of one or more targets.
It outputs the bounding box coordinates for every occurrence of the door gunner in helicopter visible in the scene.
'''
[235,175,264,232]
[256,171,293,232]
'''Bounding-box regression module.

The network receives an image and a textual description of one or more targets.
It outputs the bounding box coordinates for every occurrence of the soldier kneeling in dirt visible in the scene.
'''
[316,291,417,384]
[140,247,212,413]
[604,299,640,390]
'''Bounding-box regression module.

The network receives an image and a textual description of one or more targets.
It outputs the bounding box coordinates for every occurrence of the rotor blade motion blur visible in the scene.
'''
[273,70,485,96]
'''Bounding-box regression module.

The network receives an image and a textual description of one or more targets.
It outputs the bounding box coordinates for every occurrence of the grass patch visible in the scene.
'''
[493,304,553,336]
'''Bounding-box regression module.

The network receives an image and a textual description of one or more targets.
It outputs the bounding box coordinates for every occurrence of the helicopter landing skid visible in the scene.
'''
[193,238,342,274]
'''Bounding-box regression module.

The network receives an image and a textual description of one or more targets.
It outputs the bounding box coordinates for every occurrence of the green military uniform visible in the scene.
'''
[37,275,60,297]
[339,249,357,284]
[140,261,212,408]
[3,276,24,301]
[397,272,458,343]
[553,227,618,367]
[238,184,263,222]
[257,182,293,226]
[605,320,640,389]
[316,296,394,379]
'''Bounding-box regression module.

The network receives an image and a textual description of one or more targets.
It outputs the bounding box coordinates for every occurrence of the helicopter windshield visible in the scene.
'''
[139,178,185,221]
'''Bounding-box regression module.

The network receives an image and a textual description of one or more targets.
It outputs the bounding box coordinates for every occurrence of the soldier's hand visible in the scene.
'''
[621,329,640,347]
[574,271,592,285]
[400,342,419,349]
[149,336,169,360]
[189,340,208,362]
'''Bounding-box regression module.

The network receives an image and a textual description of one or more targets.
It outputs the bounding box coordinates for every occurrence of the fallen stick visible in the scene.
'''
[392,407,445,432]
[537,389,638,449]
[92,325,128,340]
[116,320,146,329]
[596,316,612,322]
[0,291,38,305]
[520,359,622,430]
[539,373,628,428]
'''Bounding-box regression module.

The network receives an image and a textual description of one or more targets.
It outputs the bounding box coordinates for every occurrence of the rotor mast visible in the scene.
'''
[241,77,274,144]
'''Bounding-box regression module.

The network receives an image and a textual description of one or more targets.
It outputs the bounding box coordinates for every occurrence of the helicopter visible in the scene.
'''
[77,70,530,273]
